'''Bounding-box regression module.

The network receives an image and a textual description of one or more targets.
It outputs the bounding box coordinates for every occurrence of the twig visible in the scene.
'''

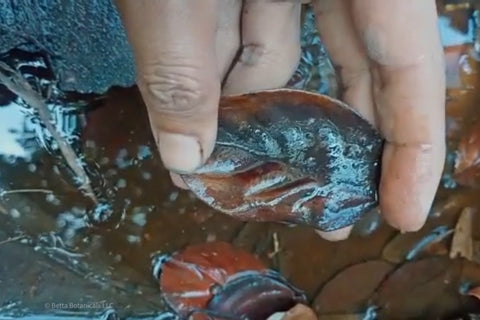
[268,232,281,259]
[0,235,25,246]
[0,62,97,203]
[0,188,53,197]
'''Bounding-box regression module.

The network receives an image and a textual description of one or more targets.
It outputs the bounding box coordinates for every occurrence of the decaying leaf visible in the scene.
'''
[182,89,383,232]
[382,226,453,264]
[313,260,394,314]
[454,118,480,188]
[373,256,452,317]
[450,207,475,260]
[158,241,306,319]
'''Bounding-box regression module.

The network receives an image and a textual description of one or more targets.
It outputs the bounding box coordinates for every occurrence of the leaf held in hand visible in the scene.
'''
[181,89,383,232]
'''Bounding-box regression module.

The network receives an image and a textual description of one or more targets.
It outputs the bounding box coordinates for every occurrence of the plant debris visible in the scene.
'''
[450,207,475,260]
[0,61,97,203]
[313,260,394,314]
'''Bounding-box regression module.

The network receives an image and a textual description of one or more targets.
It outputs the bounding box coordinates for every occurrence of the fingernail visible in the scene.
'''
[157,132,202,173]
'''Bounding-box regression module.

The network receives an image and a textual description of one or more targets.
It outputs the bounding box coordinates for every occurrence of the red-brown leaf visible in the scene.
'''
[373,256,452,317]
[313,260,394,313]
[454,118,480,188]
[159,242,266,315]
[182,89,383,232]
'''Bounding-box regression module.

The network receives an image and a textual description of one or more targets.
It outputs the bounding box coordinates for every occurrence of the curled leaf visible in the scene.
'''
[182,89,383,232]
[158,241,306,319]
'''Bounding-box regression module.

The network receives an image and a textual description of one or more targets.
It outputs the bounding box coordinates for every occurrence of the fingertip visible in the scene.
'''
[315,225,353,241]
[380,200,428,233]
[156,132,203,173]
[169,172,190,190]
[379,144,442,233]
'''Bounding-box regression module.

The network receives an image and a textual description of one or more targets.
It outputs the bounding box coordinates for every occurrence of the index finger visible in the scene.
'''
[351,0,446,231]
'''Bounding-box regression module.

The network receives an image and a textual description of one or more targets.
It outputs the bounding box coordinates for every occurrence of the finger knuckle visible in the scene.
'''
[139,64,211,117]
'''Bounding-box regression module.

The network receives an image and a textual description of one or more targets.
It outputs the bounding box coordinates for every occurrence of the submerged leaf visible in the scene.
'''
[454,118,480,188]
[382,226,453,264]
[159,242,266,315]
[313,260,394,314]
[182,89,383,232]
[373,256,452,317]
[450,207,475,260]
[158,241,306,319]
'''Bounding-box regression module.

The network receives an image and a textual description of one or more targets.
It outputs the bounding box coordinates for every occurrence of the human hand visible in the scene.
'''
[116,0,446,240]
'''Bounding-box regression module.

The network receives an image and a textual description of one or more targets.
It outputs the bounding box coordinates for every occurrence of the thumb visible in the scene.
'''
[117,0,220,173]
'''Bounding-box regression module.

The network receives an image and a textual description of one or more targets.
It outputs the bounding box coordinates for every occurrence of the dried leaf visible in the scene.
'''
[159,242,266,315]
[373,256,452,317]
[159,241,306,318]
[454,118,480,188]
[313,260,394,313]
[450,207,475,260]
[382,226,453,264]
[182,89,383,232]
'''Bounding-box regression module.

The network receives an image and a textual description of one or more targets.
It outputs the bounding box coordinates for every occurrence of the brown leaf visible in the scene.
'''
[159,242,267,315]
[181,89,383,232]
[454,118,480,188]
[450,207,475,260]
[313,260,394,314]
[382,226,453,264]
[373,256,452,317]
[459,259,480,287]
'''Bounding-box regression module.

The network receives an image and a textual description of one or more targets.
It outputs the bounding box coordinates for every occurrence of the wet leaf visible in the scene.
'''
[313,260,394,313]
[159,242,266,315]
[459,259,480,288]
[158,241,306,318]
[182,89,383,232]
[373,256,452,318]
[454,118,480,188]
[450,207,475,260]
[382,226,453,264]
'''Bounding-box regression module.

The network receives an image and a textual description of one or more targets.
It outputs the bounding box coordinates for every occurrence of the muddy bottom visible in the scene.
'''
[1,4,480,320]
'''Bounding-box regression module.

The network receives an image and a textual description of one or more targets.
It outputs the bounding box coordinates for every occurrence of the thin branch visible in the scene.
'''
[0,188,53,197]
[0,62,97,203]
[0,235,25,246]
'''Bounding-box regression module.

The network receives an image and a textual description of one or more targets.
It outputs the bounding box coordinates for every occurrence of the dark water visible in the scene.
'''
[0,5,480,320]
